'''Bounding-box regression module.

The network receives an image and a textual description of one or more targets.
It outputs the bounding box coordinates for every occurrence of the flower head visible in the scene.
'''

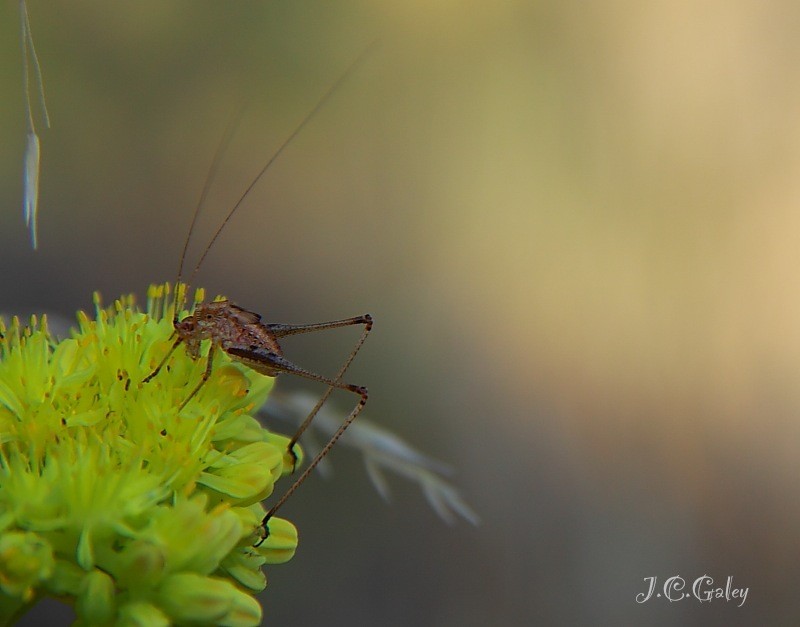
[0,284,298,625]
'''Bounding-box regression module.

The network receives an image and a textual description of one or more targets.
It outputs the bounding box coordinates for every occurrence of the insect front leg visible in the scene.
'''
[142,334,181,384]
[179,343,216,410]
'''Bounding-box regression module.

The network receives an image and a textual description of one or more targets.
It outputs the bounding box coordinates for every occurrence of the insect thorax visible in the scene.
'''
[178,300,283,358]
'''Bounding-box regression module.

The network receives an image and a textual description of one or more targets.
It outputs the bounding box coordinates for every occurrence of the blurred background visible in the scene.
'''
[3,1,800,624]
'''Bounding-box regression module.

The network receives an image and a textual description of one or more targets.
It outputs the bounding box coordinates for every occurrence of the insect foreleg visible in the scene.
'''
[179,343,216,410]
[142,334,181,384]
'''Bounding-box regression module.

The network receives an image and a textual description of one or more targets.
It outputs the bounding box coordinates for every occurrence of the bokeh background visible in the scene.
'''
[3,1,800,624]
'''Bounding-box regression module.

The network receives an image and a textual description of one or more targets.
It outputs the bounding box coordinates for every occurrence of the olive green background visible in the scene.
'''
[3,2,800,625]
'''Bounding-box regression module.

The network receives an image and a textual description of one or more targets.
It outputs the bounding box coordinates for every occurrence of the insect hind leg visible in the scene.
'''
[239,315,372,545]
[267,314,372,461]
[255,380,368,547]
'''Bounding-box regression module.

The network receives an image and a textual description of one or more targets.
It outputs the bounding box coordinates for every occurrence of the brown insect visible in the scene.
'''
[142,51,374,544]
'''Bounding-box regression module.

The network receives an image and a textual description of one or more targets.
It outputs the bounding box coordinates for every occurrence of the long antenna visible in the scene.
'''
[174,106,244,320]
[187,42,377,287]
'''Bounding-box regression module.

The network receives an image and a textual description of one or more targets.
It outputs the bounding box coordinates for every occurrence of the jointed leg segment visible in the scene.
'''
[255,314,373,544]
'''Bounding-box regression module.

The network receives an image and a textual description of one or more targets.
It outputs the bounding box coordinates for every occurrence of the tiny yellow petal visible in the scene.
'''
[0,285,298,622]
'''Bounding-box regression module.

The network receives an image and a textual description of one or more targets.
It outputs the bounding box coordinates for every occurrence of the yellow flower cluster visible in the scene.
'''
[0,285,298,626]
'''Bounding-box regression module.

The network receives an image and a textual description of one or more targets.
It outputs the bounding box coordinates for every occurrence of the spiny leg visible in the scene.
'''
[267,314,372,465]
[255,378,368,546]
[265,314,372,339]
[142,334,180,384]
[224,344,371,546]
[179,343,216,410]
